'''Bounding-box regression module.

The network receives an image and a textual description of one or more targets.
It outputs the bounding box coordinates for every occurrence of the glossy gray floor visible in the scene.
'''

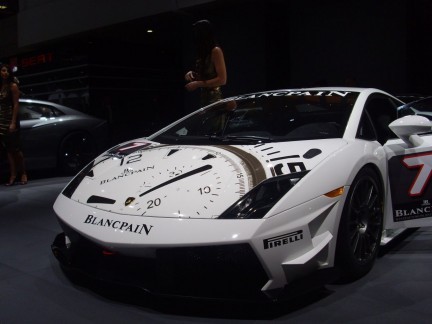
[1,176,432,323]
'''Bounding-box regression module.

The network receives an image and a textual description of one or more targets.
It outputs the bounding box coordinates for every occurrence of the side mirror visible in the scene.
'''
[389,115,432,147]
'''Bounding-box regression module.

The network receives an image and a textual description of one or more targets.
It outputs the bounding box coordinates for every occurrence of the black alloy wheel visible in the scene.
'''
[335,167,384,283]
[58,132,94,175]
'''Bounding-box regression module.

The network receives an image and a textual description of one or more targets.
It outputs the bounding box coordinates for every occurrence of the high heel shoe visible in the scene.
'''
[20,174,28,185]
[5,176,16,186]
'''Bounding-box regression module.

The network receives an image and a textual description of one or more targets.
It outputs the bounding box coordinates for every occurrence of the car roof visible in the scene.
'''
[19,98,88,116]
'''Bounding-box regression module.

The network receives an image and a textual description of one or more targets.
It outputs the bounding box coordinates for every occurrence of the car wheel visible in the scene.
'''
[58,132,94,175]
[335,167,384,283]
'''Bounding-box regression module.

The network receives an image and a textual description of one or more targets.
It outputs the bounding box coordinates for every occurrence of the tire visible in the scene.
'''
[335,167,384,283]
[58,132,94,175]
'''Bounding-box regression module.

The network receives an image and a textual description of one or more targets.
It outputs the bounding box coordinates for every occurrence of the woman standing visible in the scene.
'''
[0,64,27,185]
[185,19,227,106]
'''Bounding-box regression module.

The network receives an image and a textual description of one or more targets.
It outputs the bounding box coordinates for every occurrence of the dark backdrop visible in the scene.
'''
[2,0,431,142]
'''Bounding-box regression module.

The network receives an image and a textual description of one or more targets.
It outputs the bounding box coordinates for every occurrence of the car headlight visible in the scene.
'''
[218,171,309,219]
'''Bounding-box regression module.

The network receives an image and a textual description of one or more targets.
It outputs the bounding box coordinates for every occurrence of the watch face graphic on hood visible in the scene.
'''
[69,144,268,219]
[67,138,342,219]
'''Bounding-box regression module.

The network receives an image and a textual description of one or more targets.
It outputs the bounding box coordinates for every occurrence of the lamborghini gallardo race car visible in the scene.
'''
[51,88,432,300]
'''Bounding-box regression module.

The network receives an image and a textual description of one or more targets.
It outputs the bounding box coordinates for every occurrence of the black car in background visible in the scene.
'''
[1,99,109,176]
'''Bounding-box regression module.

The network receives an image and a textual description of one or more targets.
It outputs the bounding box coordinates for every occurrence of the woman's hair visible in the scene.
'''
[1,64,17,84]
[193,19,218,61]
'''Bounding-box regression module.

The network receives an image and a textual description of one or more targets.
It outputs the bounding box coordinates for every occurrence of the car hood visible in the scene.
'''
[66,138,347,219]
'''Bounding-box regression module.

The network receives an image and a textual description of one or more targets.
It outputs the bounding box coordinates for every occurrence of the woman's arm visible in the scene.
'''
[185,47,227,91]
[205,46,227,87]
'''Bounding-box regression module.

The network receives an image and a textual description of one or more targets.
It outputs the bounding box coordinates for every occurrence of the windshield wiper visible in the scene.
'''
[208,134,274,143]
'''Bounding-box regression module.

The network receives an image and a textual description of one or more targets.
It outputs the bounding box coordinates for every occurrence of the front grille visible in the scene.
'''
[54,220,269,299]
[154,244,268,298]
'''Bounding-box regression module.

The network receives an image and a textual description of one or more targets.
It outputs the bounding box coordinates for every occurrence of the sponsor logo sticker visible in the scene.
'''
[83,215,153,235]
[389,151,432,222]
[263,230,303,250]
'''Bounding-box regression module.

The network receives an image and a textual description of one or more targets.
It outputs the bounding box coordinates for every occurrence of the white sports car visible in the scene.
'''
[51,88,432,300]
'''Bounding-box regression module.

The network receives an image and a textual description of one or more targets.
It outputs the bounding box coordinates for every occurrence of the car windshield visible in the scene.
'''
[151,90,359,144]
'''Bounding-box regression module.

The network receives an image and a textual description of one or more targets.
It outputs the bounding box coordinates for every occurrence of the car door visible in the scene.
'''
[383,98,432,229]
[19,101,63,164]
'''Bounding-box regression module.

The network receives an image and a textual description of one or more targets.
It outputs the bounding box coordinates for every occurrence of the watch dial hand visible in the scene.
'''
[139,164,212,197]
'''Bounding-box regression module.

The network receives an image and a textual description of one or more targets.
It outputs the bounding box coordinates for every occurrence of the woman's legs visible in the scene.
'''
[5,151,16,185]
[16,150,27,184]
[4,130,27,185]
[5,150,27,185]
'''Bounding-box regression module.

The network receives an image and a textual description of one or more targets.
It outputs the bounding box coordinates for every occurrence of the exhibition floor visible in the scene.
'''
[1,175,432,323]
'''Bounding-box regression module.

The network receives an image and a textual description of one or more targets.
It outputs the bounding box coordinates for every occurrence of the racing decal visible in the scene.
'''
[105,141,152,158]
[251,144,323,176]
[303,148,322,159]
[402,153,432,196]
[99,165,155,185]
[215,145,267,185]
[87,195,115,204]
[263,230,303,249]
[235,90,351,100]
[83,215,154,235]
[274,160,306,175]
[389,151,432,222]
